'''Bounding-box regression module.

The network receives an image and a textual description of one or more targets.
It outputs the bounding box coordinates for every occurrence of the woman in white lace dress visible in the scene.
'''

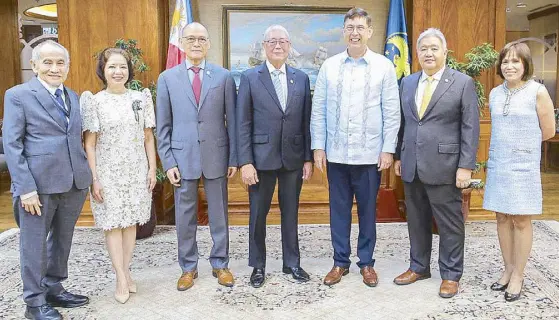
[81,48,156,304]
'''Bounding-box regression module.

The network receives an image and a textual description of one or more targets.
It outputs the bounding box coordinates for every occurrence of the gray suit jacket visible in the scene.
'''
[2,77,92,197]
[156,62,237,180]
[237,63,312,171]
[395,68,480,185]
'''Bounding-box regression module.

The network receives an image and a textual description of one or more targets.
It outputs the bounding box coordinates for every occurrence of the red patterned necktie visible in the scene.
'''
[190,66,201,105]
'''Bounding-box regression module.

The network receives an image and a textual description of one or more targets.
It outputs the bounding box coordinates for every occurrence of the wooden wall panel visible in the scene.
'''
[0,0,21,119]
[57,0,169,94]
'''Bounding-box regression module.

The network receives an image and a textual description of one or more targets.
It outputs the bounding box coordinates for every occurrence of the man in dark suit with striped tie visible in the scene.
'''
[237,25,313,288]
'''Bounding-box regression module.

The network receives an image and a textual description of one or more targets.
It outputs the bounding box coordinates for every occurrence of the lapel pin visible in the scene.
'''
[206,71,210,75]
[290,79,294,84]
[444,79,449,83]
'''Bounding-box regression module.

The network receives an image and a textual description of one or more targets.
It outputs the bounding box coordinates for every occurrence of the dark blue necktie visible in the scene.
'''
[54,88,69,122]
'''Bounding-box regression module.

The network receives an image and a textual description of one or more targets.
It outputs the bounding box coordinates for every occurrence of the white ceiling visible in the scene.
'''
[507,0,559,31]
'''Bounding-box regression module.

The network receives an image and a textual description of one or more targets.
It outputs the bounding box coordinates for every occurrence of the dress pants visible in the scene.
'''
[248,167,303,269]
[174,175,229,272]
[14,187,88,307]
[326,162,381,268]
[403,174,465,281]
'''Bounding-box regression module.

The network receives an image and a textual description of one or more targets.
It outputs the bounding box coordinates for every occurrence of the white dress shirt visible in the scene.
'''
[265,60,288,104]
[415,66,445,112]
[184,59,206,83]
[310,49,401,165]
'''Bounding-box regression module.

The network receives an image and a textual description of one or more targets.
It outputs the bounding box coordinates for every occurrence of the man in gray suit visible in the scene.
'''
[156,22,237,291]
[393,28,480,298]
[3,40,92,320]
[237,25,313,288]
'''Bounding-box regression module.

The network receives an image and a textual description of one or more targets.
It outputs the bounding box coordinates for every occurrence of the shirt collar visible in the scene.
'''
[420,66,446,82]
[266,60,286,74]
[37,77,64,96]
[185,59,206,71]
[342,47,373,65]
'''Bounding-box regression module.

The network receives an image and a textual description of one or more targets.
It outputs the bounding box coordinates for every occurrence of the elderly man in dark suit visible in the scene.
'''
[3,40,92,320]
[237,24,313,288]
[393,28,480,298]
[156,22,238,291]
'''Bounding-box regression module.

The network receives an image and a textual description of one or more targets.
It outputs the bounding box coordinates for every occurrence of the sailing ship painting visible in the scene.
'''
[226,10,346,89]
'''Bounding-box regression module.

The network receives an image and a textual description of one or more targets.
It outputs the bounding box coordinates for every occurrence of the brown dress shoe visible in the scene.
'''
[439,280,459,298]
[323,266,349,285]
[360,266,379,287]
[177,270,198,291]
[212,268,234,287]
[393,269,431,285]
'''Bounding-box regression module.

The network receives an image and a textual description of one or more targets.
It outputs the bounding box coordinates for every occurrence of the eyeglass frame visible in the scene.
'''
[181,36,209,44]
[263,38,290,46]
[343,24,370,33]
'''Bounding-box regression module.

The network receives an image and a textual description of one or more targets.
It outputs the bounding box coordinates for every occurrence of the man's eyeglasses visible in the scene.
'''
[182,37,208,44]
[344,25,367,33]
[264,39,290,46]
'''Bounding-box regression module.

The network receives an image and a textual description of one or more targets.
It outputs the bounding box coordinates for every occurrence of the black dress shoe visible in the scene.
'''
[282,266,310,282]
[46,290,89,308]
[250,268,265,288]
[490,282,508,291]
[25,304,62,320]
[504,280,523,302]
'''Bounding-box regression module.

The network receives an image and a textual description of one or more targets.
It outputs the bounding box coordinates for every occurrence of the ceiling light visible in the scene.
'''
[24,4,57,22]
[516,2,527,8]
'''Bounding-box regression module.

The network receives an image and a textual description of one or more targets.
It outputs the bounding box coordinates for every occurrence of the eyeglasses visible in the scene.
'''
[344,25,368,33]
[182,36,208,44]
[264,39,290,46]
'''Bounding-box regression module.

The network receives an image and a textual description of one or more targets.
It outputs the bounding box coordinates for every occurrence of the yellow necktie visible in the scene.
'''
[419,76,434,119]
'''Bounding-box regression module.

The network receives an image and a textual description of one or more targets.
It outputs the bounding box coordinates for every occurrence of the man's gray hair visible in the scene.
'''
[263,25,290,41]
[31,40,70,63]
[416,28,447,51]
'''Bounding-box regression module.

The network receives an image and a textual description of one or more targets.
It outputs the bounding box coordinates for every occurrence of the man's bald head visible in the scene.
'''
[180,22,210,65]
[181,22,209,38]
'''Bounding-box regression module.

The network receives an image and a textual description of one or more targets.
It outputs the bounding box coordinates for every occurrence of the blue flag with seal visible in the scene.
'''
[384,0,411,84]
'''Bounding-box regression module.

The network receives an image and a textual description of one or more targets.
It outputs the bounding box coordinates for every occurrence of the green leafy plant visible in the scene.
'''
[446,43,499,114]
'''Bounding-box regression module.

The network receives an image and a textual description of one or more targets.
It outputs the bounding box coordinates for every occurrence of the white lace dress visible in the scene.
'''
[80,89,156,230]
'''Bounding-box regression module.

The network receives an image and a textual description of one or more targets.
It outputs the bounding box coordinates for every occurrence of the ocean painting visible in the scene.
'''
[224,8,348,89]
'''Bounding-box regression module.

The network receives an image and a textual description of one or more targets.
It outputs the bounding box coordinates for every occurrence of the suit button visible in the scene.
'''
[198,121,202,124]
[418,122,423,126]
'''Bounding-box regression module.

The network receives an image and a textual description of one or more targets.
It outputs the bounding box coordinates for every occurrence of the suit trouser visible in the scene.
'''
[14,187,88,307]
[248,167,303,269]
[327,162,381,268]
[403,175,465,281]
[175,175,229,272]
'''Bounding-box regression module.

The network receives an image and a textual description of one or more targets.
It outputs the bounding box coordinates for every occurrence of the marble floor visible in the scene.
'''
[1,221,559,320]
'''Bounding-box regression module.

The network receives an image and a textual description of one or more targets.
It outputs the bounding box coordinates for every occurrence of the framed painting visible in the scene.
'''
[222,5,351,89]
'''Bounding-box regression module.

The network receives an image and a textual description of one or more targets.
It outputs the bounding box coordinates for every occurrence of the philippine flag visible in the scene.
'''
[166,0,193,69]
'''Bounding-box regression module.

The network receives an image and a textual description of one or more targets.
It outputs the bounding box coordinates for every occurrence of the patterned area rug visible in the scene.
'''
[1,221,558,320]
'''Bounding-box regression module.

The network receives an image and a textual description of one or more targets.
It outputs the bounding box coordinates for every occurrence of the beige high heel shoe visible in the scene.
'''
[114,291,130,304]
[128,281,137,293]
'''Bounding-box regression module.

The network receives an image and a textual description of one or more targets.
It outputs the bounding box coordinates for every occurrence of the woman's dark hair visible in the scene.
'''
[96,48,134,86]
[496,42,534,81]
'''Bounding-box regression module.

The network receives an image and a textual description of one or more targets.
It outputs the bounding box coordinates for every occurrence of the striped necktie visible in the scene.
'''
[271,69,286,110]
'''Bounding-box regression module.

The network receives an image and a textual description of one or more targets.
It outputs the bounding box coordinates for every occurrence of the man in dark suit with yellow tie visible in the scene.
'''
[393,28,480,298]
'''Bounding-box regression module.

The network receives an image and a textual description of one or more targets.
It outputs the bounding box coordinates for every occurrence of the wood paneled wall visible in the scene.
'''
[0,0,21,119]
[57,0,169,94]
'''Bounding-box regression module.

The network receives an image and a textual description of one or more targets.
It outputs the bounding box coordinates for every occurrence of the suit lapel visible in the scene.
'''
[285,66,296,112]
[30,77,67,130]
[409,72,421,121]
[178,62,198,108]
[198,64,213,110]
[422,68,455,118]
[257,63,283,113]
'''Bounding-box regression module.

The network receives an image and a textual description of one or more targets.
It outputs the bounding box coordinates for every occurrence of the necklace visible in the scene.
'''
[501,80,530,116]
